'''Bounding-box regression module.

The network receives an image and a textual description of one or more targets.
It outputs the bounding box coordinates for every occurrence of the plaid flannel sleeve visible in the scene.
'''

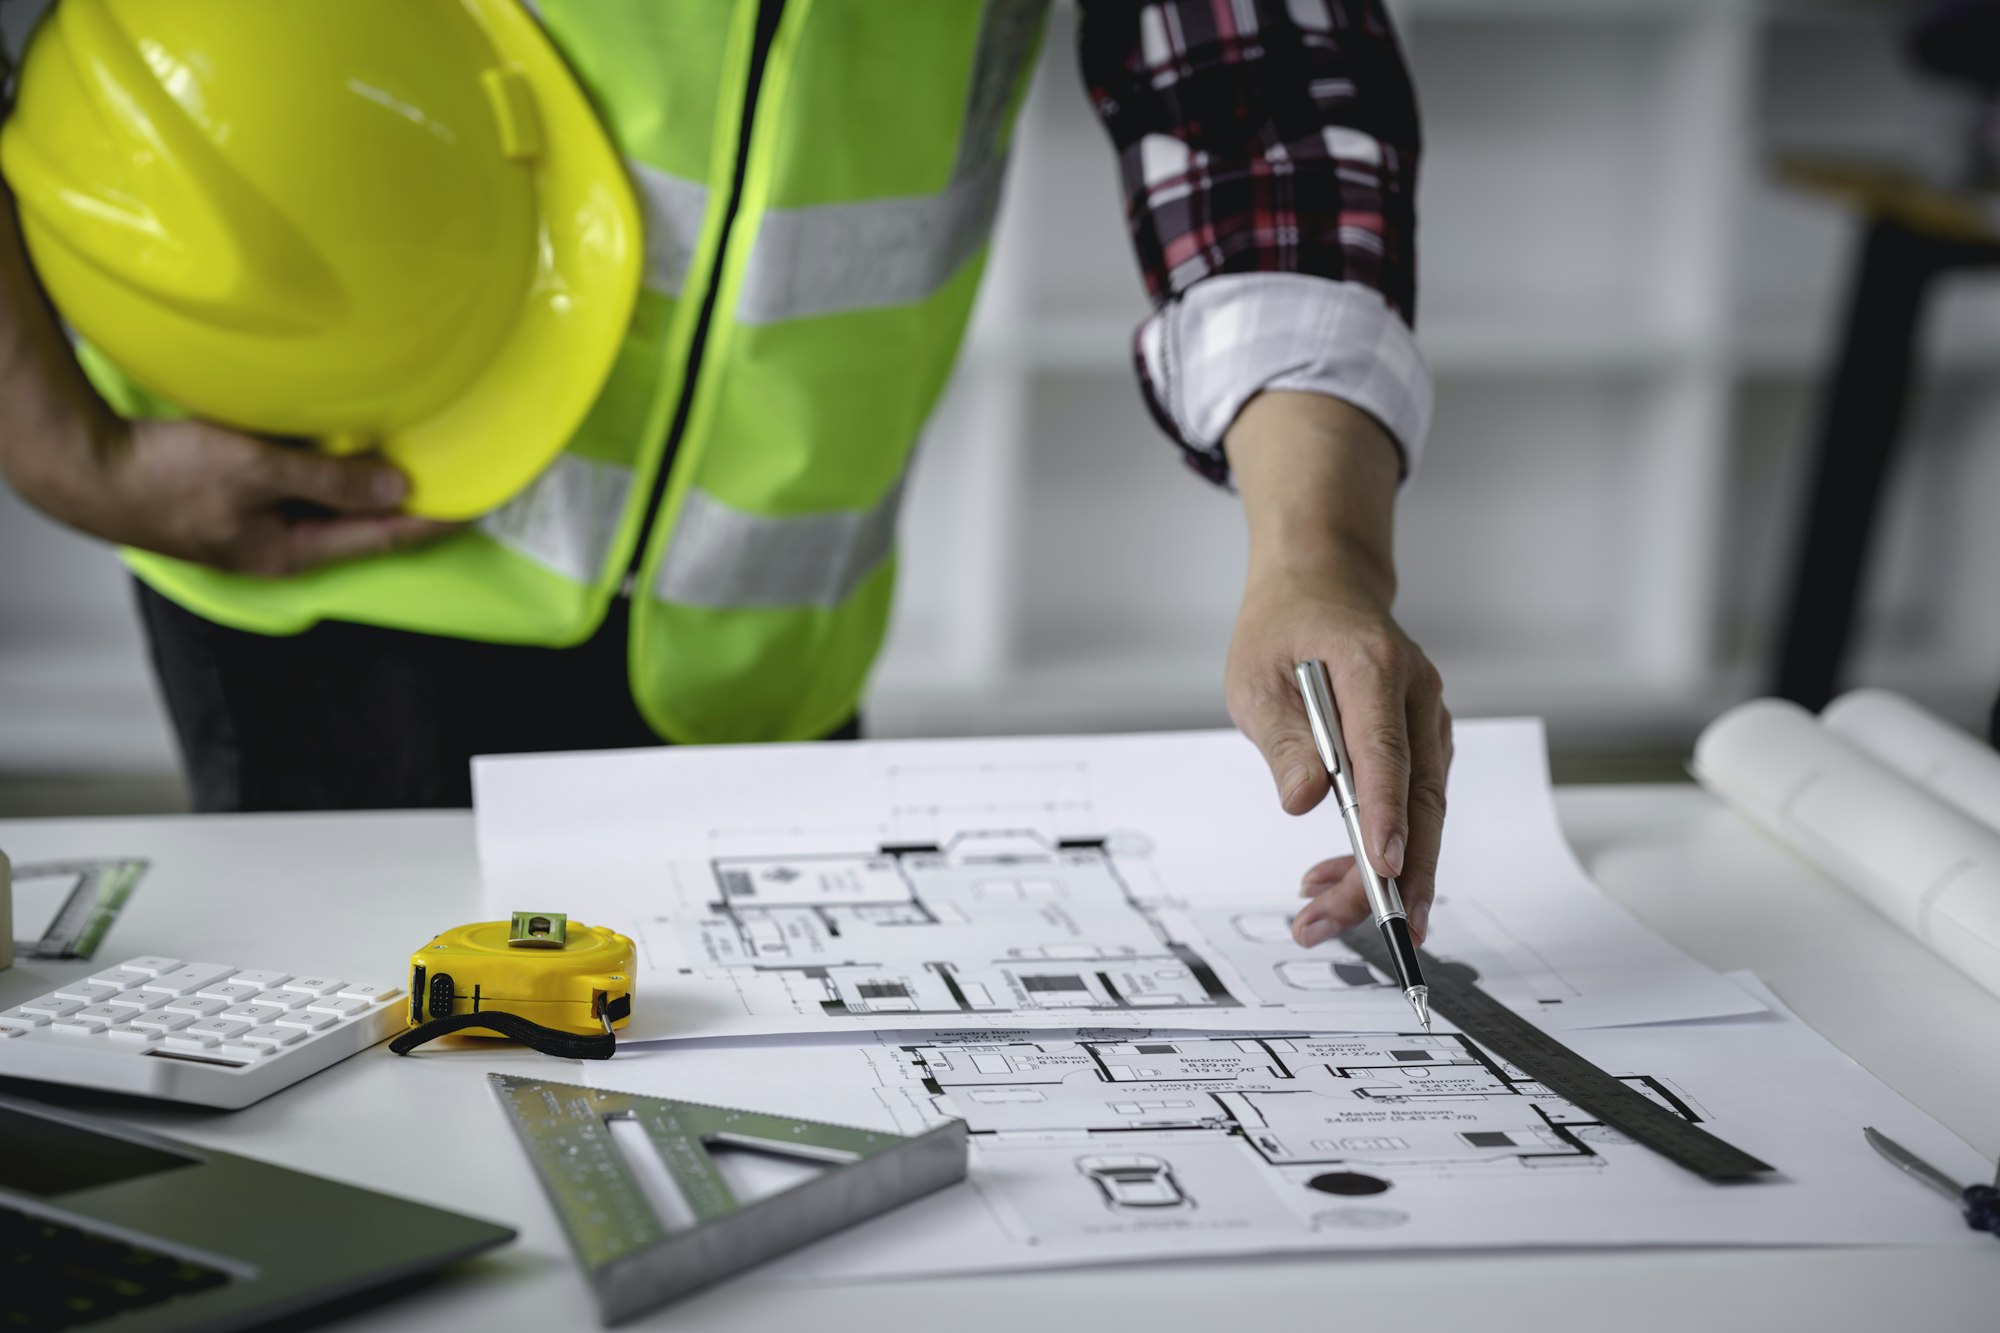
[1079,0,1431,485]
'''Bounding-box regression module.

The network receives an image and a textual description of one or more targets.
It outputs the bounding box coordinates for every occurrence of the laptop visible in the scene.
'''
[0,1092,514,1331]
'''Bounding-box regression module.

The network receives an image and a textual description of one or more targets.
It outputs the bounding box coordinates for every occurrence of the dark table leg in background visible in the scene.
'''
[1772,219,2000,710]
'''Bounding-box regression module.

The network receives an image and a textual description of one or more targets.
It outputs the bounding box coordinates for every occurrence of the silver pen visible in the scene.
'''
[1294,659,1431,1032]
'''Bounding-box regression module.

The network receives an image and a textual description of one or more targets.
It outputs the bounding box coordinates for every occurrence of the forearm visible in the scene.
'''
[1224,387,1447,943]
[1228,390,1400,604]
[0,181,120,529]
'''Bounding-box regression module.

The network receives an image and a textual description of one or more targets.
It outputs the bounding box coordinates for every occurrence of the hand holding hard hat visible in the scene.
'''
[79,418,461,578]
[1,0,642,522]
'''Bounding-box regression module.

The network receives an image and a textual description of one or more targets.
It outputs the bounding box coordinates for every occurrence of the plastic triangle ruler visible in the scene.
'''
[1339,925,1773,1181]
[488,1073,967,1324]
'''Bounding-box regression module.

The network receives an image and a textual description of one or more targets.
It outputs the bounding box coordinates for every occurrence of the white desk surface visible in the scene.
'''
[2,785,1996,1332]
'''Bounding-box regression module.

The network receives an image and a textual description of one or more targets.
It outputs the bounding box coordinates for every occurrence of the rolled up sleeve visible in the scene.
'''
[1080,0,1431,484]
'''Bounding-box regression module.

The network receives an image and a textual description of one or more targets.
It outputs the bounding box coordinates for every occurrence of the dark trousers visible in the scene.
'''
[136,582,855,812]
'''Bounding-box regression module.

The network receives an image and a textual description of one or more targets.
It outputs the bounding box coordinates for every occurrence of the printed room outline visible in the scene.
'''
[894,1031,1706,1178]
[689,830,1246,1018]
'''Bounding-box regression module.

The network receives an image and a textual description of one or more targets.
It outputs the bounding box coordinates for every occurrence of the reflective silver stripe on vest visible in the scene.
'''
[477,453,633,582]
[629,161,710,297]
[733,154,1006,325]
[955,0,1050,181]
[653,479,905,608]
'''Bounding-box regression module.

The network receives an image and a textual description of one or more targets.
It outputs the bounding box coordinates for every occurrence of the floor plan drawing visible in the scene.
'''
[579,976,1991,1278]
[856,1030,1697,1249]
[479,725,1778,1036]
[627,827,1693,1037]
[499,732,1986,1273]
[605,817,1779,1038]
[684,831,1245,1020]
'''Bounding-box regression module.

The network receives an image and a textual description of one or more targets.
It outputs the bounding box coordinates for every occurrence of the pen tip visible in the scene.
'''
[1408,986,1431,1034]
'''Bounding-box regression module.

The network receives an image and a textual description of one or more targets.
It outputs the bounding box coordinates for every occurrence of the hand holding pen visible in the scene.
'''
[1217,397,1451,961]
[1245,628,1449,954]
[1295,658,1434,1030]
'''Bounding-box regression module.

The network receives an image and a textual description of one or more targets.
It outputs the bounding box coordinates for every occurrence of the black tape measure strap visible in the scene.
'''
[391,1011,615,1060]
[1340,924,1774,1182]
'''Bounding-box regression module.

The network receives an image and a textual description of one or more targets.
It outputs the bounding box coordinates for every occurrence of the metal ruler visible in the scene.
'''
[1341,925,1773,1182]
[489,1073,967,1324]
[12,858,148,960]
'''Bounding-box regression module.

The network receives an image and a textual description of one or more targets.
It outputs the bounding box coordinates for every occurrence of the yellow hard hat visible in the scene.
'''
[1,0,641,520]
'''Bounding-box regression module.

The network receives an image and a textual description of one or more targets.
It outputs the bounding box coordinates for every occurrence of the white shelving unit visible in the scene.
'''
[3,0,1998,776]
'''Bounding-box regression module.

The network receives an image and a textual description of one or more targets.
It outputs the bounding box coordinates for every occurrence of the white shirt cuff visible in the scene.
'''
[1136,272,1434,482]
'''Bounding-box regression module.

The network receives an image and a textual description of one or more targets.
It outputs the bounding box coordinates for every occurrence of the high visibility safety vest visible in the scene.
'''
[87,0,1050,744]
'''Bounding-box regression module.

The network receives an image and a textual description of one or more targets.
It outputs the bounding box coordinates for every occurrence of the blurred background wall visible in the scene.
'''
[3,0,1997,813]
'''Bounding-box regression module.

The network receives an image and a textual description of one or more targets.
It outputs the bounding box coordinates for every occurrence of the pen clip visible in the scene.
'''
[1294,660,1356,799]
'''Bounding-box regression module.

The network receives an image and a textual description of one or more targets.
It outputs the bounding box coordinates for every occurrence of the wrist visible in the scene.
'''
[1246,534,1396,610]
[2,404,129,536]
[1230,390,1400,604]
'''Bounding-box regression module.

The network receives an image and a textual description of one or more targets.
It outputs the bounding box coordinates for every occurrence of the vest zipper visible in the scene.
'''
[623,0,787,585]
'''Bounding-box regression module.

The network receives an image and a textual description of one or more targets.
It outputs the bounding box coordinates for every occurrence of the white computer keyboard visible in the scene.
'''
[0,956,405,1109]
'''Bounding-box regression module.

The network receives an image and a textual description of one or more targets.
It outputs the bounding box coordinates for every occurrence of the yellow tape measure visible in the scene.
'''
[396,912,635,1058]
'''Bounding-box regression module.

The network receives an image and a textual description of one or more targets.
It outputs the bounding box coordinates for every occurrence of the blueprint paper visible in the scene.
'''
[1823,688,2000,835]
[578,975,1989,1279]
[474,722,1764,1039]
[1696,698,2000,1003]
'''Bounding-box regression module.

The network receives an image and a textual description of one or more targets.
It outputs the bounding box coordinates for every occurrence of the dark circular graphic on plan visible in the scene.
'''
[1306,1171,1391,1196]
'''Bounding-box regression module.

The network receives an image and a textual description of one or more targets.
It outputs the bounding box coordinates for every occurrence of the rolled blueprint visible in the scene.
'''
[1823,687,2000,836]
[1694,697,2000,1001]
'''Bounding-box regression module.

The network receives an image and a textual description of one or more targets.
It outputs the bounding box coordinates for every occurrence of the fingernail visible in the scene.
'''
[373,470,407,506]
[1383,835,1406,876]
[1281,769,1313,809]
[1411,899,1430,942]
[1295,916,1336,948]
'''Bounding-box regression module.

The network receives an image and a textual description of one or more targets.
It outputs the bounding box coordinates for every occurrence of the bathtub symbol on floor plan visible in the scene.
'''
[1275,958,1382,990]
[1077,1154,1191,1210]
